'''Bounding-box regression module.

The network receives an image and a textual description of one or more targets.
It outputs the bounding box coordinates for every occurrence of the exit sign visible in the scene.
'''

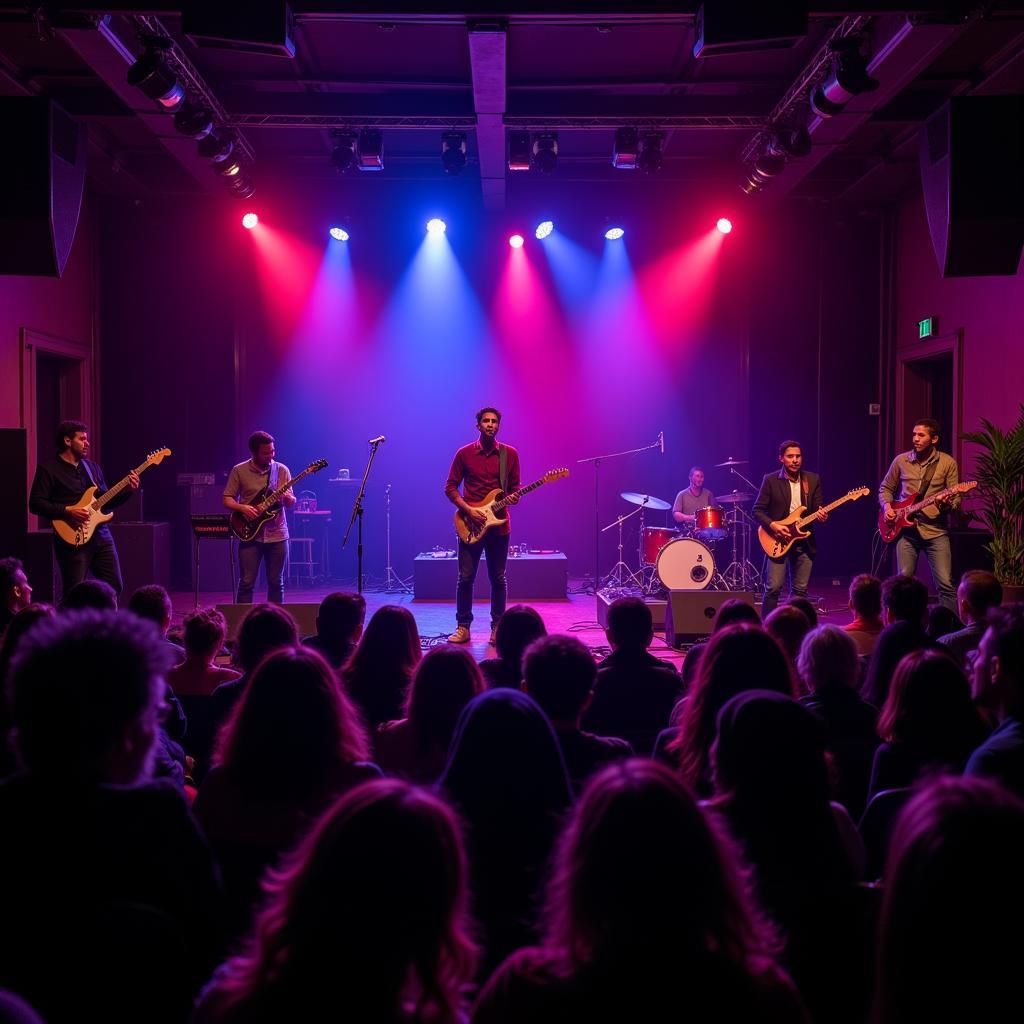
[918,316,937,338]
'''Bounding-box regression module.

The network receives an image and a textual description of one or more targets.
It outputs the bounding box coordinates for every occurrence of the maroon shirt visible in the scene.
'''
[445,440,521,535]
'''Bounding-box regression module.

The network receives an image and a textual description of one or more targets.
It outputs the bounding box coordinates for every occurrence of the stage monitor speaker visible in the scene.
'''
[216,602,319,642]
[920,95,1024,277]
[694,3,807,57]
[0,428,28,554]
[664,590,755,646]
[108,522,171,600]
[0,97,87,277]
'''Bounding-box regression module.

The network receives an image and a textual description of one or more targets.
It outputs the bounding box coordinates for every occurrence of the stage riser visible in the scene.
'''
[413,554,568,601]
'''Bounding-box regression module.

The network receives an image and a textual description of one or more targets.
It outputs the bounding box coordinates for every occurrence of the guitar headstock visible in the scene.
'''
[308,458,329,473]
[146,448,172,465]
[848,486,870,500]
[544,468,570,483]
[954,481,978,493]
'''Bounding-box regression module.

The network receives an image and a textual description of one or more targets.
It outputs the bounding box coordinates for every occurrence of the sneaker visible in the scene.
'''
[488,628,497,646]
[448,626,471,644]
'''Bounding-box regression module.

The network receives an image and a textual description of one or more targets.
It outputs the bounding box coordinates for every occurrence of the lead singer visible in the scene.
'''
[444,407,520,646]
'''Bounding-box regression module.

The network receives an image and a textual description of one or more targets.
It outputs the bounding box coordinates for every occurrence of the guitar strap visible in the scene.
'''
[499,444,508,494]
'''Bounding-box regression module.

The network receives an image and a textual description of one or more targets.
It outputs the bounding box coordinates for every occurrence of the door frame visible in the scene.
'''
[895,328,963,464]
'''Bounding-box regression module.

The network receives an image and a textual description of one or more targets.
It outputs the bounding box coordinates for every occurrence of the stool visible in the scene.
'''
[289,537,315,586]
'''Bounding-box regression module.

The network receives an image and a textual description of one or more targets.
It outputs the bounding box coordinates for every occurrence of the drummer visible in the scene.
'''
[672,466,715,529]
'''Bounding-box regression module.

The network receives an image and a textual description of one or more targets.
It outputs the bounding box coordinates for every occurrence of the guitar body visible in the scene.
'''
[878,493,924,544]
[230,486,280,542]
[52,486,113,547]
[454,489,508,544]
[758,506,810,559]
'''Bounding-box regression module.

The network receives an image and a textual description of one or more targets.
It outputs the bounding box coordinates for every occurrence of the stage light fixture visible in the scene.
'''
[810,36,879,119]
[637,132,664,174]
[426,218,447,235]
[535,220,554,239]
[242,213,258,229]
[508,130,531,172]
[330,131,358,174]
[441,131,468,175]
[766,124,811,159]
[357,128,384,171]
[532,133,559,174]
[508,234,525,249]
[198,129,234,162]
[612,127,639,169]
[329,227,350,241]
[605,227,625,240]
[126,44,185,111]
[229,178,256,199]
[740,153,785,195]
[173,101,214,139]
[716,217,733,234]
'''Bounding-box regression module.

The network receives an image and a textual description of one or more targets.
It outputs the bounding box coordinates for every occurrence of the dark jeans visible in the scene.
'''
[237,539,287,604]
[456,530,510,628]
[762,543,813,618]
[896,529,956,611]
[54,527,123,600]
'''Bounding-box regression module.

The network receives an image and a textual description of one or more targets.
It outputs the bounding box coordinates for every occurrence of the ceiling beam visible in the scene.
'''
[468,22,507,210]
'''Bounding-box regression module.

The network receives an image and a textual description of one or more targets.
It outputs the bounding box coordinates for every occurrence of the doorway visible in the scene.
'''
[895,330,962,462]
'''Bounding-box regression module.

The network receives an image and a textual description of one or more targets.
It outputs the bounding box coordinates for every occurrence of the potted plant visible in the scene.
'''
[961,403,1024,602]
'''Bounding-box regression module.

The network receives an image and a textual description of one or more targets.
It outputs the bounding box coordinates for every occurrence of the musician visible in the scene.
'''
[879,418,960,612]
[672,466,715,528]
[444,407,520,646]
[223,430,295,604]
[28,420,138,600]
[753,440,827,618]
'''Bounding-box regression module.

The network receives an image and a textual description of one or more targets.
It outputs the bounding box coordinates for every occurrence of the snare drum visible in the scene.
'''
[641,526,678,565]
[694,505,727,543]
[656,538,716,591]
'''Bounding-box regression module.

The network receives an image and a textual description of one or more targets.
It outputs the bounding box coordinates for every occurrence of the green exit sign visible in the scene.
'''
[918,316,937,338]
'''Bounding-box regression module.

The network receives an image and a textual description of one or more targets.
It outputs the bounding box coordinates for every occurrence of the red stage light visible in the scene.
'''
[242,212,258,229]
[509,234,525,249]
[716,217,733,234]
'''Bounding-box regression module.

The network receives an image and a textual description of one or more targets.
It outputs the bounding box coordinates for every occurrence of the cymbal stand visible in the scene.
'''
[720,504,761,591]
[382,483,413,594]
[600,502,645,590]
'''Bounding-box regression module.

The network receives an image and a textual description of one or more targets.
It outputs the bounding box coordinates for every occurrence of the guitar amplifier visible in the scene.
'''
[108,522,170,600]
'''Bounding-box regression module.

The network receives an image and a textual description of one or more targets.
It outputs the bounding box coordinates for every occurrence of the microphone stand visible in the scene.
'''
[343,438,384,594]
[578,436,661,595]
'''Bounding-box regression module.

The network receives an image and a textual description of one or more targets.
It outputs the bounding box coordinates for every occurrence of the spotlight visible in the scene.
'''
[330,131,358,174]
[357,128,384,171]
[173,101,213,140]
[810,36,879,119]
[535,220,554,239]
[441,131,467,175]
[126,45,185,111]
[716,217,733,234]
[216,157,243,177]
[637,132,664,174]
[242,213,258,229]
[740,153,785,195]
[509,234,525,249]
[329,227,350,241]
[229,178,256,200]
[426,218,447,235]
[532,133,558,174]
[508,130,531,172]
[198,130,234,163]
[605,227,625,240]
[612,127,639,169]
[766,124,811,159]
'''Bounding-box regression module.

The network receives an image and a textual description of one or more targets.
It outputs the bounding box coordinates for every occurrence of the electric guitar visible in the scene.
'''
[53,448,172,547]
[878,480,977,544]
[758,486,870,558]
[454,468,569,544]
[230,458,328,542]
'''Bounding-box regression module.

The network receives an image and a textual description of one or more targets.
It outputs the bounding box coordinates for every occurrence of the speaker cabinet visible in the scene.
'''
[0,98,87,277]
[108,522,171,601]
[920,96,1024,277]
[23,531,61,605]
[0,429,28,555]
[664,590,755,646]
[215,602,320,642]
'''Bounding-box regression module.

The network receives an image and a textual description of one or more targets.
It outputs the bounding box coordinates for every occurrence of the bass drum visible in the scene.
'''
[656,538,716,591]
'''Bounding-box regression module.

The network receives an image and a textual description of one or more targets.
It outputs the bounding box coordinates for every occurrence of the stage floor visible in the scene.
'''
[168,581,855,667]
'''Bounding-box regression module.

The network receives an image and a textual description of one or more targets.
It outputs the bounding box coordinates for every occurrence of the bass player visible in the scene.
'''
[879,418,961,612]
[444,407,520,646]
[223,430,295,604]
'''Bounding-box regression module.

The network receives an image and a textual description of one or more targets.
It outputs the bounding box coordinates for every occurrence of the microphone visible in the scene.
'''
[368,435,386,445]
[659,431,665,455]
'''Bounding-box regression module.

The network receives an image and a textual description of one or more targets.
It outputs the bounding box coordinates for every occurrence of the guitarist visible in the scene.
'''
[28,420,139,600]
[753,440,827,618]
[223,430,295,604]
[443,407,520,646]
[879,418,960,612]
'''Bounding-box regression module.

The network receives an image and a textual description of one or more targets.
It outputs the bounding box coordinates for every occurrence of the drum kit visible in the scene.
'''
[602,457,762,595]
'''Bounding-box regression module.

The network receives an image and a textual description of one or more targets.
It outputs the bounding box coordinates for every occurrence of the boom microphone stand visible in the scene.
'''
[343,436,385,594]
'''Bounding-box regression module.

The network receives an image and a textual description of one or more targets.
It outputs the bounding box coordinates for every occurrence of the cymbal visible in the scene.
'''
[620,491,672,511]
[715,457,749,467]
[716,491,754,504]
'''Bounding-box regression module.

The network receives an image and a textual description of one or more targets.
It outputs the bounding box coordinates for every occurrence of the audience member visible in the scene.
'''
[168,607,240,697]
[478,604,547,688]
[667,625,795,797]
[583,597,681,755]
[342,604,420,730]
[195,780,477,1024]
[784,596,818,629]
[60,577,116,611]
[375,645,485,783]
[473,759,805,1023]
[939,569,1002,667]
[869,649,986,801]
[799,625,879,819]
[926,604,962,640]
[842,574,884,657]
[440,689,572,975]
[302,591,366,671]
[874,777,1024,1023]
[523,635,633,791]
[0,557,32,636]
[713,598,762,632]
[0,610,224,1022]
[764,605,812,669]
[965,603,1024,798]
[128,584,185,665]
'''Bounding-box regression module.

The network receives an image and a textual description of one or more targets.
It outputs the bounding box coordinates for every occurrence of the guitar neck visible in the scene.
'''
[93,459,153,510]
[493,477,546,511]
[798,493,856,528]
[903,486,957,517]
[259,465,314,510]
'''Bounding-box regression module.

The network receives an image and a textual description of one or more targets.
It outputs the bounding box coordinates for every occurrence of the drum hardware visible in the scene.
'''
[600,499,647,590]
[620,491,672,511]
[719,502,762,591]
[715,457,749,468]
[716,491,754,504]
[641,526,678,565]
